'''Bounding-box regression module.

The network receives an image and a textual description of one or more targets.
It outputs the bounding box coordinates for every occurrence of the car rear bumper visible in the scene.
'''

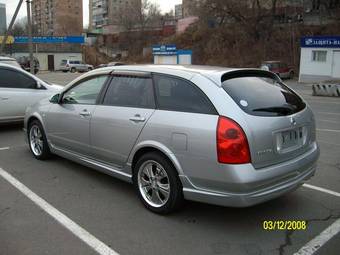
[181,142,319,207]
[59,67,70,71]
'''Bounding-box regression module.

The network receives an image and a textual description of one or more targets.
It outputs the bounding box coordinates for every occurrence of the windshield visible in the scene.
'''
[222,76,306,117]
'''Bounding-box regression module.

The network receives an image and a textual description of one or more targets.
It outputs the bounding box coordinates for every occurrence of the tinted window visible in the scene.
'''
[63,76,108,105]
[103,76,155,109]
[153,74,216,115]
[222,76,306,117]
[0,68,37,89]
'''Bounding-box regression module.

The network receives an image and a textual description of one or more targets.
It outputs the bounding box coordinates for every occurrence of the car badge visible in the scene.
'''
[290,117,297,126]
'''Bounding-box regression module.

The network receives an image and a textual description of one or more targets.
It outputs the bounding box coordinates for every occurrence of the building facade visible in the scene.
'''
[89,0,109,32]
[32,0,83,36]
[175,4,183,20]
[0,3,6,35]
[299,36,340,82]
[89,0,141,34]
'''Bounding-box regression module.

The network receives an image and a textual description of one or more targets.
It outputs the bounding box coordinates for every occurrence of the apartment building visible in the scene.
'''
[0,3,6,35]
[32,0,83,36]
[89,0,109,32]
[89,0,141,33]
[175,4,183,20]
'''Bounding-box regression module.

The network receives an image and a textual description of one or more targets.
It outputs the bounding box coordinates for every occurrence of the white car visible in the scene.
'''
[0,56,22,68]
[59,59,94,73]
[0,63,62,124]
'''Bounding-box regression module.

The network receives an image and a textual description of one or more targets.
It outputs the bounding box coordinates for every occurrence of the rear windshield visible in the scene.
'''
[222,76,306,117]
[61,60,67,65]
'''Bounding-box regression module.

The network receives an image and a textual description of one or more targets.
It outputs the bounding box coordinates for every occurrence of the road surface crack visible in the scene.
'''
[277,213,340,255]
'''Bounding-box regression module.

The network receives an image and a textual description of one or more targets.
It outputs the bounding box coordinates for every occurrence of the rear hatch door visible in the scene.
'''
[221,70,314,169]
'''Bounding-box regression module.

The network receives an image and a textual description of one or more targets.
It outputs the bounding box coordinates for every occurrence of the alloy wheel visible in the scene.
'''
[29,125,44,156]
[137,160,170,208]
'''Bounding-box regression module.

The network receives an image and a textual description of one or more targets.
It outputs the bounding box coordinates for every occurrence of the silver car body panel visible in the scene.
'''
[25,65,320,207]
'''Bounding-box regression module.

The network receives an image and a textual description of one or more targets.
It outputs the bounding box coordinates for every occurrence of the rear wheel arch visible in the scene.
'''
[131,146,183,178]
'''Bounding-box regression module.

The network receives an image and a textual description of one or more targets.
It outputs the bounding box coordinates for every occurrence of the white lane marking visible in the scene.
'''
[294,218,340,255]
[316,112,340,116]
[303,184,340,198]
[0,147,10,151]
[307,100,340,105]
[316,128,340,133]
[317,119,340,124]
[0,167,119,255]
[318,140,340,147]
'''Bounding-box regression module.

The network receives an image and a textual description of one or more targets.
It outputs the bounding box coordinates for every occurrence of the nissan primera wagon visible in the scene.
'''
[25,65,319,214]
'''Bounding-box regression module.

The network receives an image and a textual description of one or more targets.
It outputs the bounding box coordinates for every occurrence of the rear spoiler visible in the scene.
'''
[221,69,281,83]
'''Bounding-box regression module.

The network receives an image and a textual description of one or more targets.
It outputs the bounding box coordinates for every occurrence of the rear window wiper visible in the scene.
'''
[252,106,295,116]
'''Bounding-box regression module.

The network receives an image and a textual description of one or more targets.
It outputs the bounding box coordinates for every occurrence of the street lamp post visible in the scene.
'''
[0,0,24,55]
[27,0,34,74]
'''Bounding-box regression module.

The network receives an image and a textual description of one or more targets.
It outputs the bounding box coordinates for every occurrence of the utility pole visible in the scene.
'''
[27,0,34,74]
[0,0,24,55]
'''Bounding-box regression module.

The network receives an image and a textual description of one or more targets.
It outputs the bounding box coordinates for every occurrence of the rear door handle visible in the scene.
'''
[129,115,146,123]
[0,97,9,100]
[79,110,91,117]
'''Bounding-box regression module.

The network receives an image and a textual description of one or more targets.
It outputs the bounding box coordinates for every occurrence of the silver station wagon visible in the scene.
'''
[24,65,320,214]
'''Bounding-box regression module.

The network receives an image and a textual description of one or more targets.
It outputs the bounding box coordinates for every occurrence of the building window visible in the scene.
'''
[312,51,327,62]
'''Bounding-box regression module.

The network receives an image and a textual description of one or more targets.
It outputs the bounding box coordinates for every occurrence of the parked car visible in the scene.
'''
[60,59,94,73]
[24,65,319,214]
[0,63,62,124]
[96,62,126,69]
[17,56,40,74]
[0,56,22,69]
[260,61,294,79]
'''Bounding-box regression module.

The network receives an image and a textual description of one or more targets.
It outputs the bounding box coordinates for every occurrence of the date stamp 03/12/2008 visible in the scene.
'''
[263,221,307,231]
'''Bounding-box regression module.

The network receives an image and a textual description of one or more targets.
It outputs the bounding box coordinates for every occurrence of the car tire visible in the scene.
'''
[28,120,51,160]
[133,152,184,214]
[71,67,76,73]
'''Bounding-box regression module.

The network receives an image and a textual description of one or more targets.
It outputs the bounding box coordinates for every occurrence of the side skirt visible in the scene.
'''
[50,145,133,183]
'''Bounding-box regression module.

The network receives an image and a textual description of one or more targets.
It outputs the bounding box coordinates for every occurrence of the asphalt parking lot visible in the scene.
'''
[1,73,339,255]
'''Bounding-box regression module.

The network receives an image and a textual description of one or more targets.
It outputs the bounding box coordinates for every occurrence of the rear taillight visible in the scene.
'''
[66,64,69,67]
[216,116,251,164]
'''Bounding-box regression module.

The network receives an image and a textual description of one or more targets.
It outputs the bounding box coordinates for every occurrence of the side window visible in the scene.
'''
[153,74,216,115]
[0,68,37,89]
[103,76,155,108]
[62,75,108,105]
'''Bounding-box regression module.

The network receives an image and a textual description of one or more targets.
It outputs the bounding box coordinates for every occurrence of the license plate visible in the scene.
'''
[276,127,307,152]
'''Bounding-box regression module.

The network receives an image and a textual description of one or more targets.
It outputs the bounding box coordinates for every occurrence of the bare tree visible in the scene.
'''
[117,0,162,55]
[196,0,282,40]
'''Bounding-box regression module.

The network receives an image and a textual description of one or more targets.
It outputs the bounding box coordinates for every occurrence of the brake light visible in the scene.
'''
[66,64,69,67]
[216,116,251,164]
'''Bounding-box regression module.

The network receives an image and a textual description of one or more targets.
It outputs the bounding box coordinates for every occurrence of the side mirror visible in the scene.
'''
[49,93,61,104]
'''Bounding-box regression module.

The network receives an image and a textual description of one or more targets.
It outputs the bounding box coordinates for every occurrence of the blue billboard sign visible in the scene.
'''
[301,36,340,48]
[152,44,177,55]
[14,36,85,44]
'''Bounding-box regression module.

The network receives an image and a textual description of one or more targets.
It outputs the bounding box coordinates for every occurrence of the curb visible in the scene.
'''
[312,84,340,97]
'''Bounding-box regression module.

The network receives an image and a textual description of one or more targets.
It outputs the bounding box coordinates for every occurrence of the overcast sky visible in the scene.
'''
[0,0,182,28]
